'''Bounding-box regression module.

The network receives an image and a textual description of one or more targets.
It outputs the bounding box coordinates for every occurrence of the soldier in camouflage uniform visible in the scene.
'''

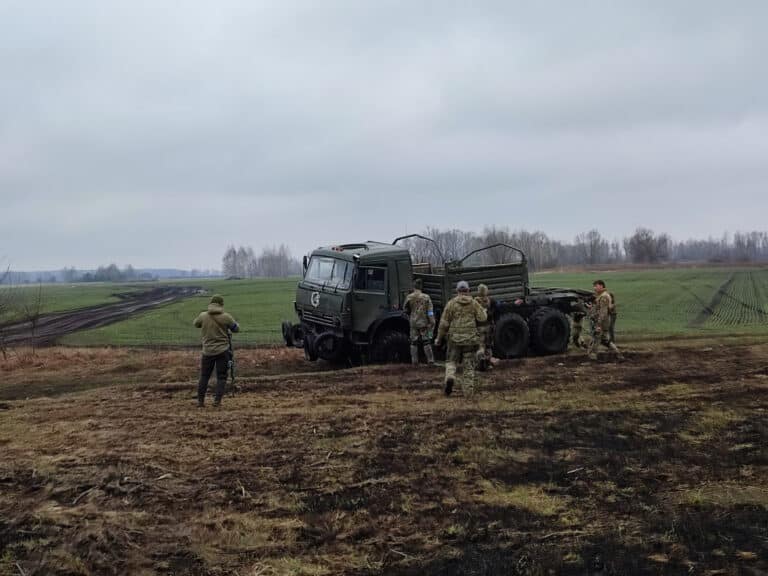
[473,284,495,366]
[434,281,487,397]
[404,278,435,365]
[588,280,624,361]
[570,300,589,349]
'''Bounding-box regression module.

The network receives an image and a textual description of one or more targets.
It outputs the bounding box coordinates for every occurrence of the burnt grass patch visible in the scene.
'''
[3,343,768,574]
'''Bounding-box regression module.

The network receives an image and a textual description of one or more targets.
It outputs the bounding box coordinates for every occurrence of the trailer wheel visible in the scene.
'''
[370,329,410,364]
[529,307,570,355]
[493,314,529,359]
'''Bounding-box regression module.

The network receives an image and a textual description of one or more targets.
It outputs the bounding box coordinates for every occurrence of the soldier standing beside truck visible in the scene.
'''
[404,278,436,365]
[474,284,496,367]
[587,280,623,361]
[435,281,487,397]
[570,300,589,349]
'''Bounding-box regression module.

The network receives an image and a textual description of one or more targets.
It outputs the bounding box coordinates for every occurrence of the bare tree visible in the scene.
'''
[575,229,610,265]
[624,228,671,264]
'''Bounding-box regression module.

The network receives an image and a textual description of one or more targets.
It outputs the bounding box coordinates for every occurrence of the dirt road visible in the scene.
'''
[0,286,199,346]
[1,344,767,575]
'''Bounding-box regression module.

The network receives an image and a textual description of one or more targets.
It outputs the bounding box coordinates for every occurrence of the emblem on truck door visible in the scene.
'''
[311,292,320,307]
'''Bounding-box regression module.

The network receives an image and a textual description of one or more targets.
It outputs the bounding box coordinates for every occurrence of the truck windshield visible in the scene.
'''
[305,256,354,290]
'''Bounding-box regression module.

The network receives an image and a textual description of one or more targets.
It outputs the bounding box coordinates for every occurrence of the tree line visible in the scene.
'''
[221,245,302,278]
[400,227,768,270]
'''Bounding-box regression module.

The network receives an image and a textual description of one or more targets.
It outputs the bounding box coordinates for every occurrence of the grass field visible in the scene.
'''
[0,283,143,320]
[532,267,768,339]
[7,266,768,347]
[58,278,297,346]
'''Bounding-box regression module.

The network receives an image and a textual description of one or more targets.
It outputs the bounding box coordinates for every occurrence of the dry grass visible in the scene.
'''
[2,343,768,574]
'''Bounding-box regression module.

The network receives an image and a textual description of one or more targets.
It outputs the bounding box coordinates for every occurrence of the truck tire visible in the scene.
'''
[303,333,318,361]
[529,307,570,355]
[493,314,529,359]
[282,321,294,347]
[370,329,410,364]
[314,332,345,362]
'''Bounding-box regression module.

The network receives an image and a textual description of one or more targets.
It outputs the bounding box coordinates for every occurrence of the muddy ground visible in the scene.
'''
[0,286,199,346]
[1,343,767,575]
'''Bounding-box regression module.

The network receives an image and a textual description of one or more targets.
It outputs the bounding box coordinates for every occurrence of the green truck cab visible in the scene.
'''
[282,236,591,364]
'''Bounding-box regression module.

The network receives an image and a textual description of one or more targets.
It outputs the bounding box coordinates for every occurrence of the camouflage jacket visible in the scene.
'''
[589,291,612,331]
[194,303,239,356]
[404,290,434,329]
[473,295,495,326]
[437,294,487,345]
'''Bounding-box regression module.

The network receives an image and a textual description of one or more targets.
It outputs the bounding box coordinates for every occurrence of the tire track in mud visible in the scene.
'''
[0,286,200,346]
[689,273,735,327]
[689,272,768,327]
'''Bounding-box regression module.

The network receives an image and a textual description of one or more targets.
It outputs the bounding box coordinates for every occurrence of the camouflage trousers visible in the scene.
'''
[410,325,434,365]
[571,315,586,348]
[476,324,493,363]
[445,342,479,396]
[588,328,622,359]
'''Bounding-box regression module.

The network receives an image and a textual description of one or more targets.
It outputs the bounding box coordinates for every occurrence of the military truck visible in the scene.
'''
[281,235,592,364]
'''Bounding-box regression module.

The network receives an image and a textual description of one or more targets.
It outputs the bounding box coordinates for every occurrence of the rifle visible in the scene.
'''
[227,331,236,396]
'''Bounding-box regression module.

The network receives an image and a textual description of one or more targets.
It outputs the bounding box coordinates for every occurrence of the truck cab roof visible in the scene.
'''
[311,242,411,265]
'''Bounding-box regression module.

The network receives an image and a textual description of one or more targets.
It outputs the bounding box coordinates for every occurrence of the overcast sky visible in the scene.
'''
[1,0,766,270]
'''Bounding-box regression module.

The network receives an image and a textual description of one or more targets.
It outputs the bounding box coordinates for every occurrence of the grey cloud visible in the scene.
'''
[1,0,767,268]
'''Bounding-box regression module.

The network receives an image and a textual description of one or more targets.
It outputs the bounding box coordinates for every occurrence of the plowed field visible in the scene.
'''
[1,344,768,575]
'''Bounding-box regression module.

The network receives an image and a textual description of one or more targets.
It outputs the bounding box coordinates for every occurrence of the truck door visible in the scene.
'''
[352,265,389,333]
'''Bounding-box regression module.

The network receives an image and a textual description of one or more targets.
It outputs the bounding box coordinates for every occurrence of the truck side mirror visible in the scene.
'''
[302,255,308,275]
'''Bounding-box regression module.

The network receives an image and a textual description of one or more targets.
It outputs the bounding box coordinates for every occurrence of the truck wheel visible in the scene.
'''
[371,329,410,364]
[314,332,345,362]
[529,307,570,355]
[291,324,304,348]
[493,313,529,359]
[303,333,318,361]
[282,321,294,347]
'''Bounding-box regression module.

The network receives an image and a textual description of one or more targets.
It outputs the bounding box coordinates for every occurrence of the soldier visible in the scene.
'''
[473,284,495,367]
[193,294,240,407]
[404,278,435,365]
[434,281,487,397]
[570,300,589,349]
[587,280,623,361]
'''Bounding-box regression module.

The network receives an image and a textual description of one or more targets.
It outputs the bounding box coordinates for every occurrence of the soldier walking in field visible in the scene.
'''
[404,278,435,365]
[193,294,240,407]
[473,284,496,367]
[587,280,623,361]
[434,281,487,397]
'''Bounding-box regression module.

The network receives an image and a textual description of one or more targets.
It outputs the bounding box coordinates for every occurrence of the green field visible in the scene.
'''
[58,278,297,346]
[9,267,768,347]
[532,267,768,338]
[1,283,143,320]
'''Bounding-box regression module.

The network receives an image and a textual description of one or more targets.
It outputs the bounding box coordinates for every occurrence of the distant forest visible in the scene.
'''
[3,228,767,285]
[221,227,768,279]
[398,227,768,271]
